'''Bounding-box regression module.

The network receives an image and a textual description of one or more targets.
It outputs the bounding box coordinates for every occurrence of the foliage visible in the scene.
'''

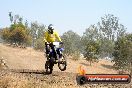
[34,37,45,51]
[0,12,34,47]
[112,33,132,74]
[9,12,23,24]
[1,13,32,46]
[30,21,46,48]
[99,38,114,57]
[98,14,119,41]
[61,30,81,56]
[1,20,46,49]
[9,27,27,44]
[1,28,11,42]
[84,41,100,64]
[31,22,46,39]
[81,14,126,64]
[10,23,25,31]
[69,51,81,61]
[97,14,126,57]
[82,25,100,65]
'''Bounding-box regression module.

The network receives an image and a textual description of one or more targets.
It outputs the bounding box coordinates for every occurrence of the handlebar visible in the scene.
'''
[45,42,63,45]
[45,42,64,49]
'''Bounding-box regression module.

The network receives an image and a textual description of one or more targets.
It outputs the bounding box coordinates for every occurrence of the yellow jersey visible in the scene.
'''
[44,30,62,43]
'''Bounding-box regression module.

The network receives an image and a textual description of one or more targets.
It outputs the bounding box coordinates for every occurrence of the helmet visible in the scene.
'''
[48,24,54,30]
[48,24,54,34]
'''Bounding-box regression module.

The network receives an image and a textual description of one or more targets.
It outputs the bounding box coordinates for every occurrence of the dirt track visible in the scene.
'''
[0,43,118,74]
[0,43,132,88]
[0,69,131,88]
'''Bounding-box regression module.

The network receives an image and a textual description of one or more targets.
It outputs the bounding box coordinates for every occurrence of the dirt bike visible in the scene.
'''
[45,42,67,74]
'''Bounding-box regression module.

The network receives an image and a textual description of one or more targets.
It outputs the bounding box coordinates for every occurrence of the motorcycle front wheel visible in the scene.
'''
[58,55,67,71]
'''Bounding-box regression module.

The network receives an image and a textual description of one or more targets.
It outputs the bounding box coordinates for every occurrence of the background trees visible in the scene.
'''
[112,33,132,74]
[1,28,10,42]
[61,30,81,60]
[80,14,127,66]
[1,13,31,47]
[1,13,46,49]
[1,13,132,73]
[30,21,46,50]
[97,14,126,58]
[81,25,100,64]
[1,24,28,45]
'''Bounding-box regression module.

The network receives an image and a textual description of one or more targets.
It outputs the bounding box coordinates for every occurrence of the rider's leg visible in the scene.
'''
[57,48,62,58]
[50,44,57,60]
[45,44,50,57]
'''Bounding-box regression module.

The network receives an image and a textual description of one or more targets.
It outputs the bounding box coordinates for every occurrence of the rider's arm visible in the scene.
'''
[43,31,48,43]
[55,31,62,42]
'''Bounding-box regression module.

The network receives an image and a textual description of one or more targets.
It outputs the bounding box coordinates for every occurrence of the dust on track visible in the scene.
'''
[0,69,132,88]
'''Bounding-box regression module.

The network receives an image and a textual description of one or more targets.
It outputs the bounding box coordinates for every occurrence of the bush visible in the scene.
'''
[1,23,32,47]
[83,41,99,65]
[34,37,45,51]
[69,51,81,61]
[24,35,32,47]
[1,28,10,43]
[10,27,27,44]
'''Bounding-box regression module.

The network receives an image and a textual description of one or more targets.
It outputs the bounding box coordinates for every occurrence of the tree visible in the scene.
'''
[98,14,126,57]
[9,12,13,23]
[1,12,32,47]
[31,22,46,38]
[10,23,25,31]
[30,21,46,48]
[61,30,81,59]
[9,12,23,24]
[98,14,119,41]
[9,27,27,45]
[82,25,100,65]
[112,33,132,74]
[25,20,28,28]
[1,28,10,43]
[34,37,45,51]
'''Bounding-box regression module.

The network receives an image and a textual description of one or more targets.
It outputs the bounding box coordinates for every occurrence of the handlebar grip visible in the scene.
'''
[59,42,63,44]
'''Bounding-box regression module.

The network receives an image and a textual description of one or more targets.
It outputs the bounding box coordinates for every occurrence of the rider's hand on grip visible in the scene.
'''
[59,42,63,45]
[45,42,47,45]
[45,42,49,45]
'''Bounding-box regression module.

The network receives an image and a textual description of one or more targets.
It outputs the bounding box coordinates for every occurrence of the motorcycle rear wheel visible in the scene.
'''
[45,60,54,74]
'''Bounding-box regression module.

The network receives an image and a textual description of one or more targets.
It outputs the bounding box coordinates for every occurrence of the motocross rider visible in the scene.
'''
[43,24,63,61]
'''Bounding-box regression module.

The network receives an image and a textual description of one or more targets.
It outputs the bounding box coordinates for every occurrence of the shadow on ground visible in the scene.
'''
[9,69,75,76]
[101,64,114,70]
[9,69,49,75]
